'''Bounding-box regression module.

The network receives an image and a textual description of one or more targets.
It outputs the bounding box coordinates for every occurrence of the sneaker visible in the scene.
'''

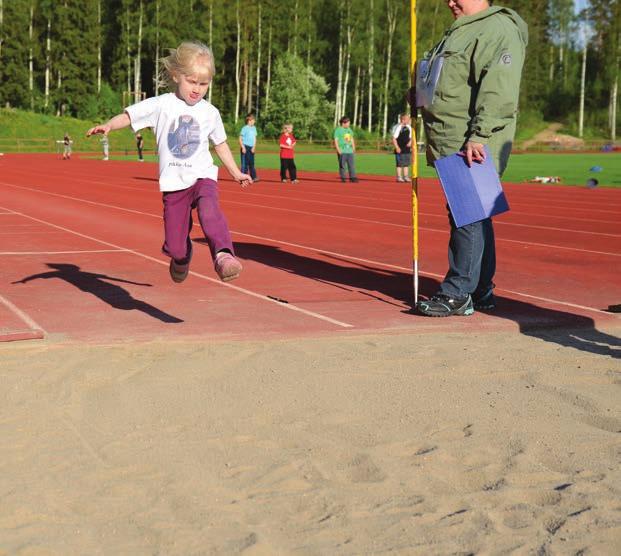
[214,252,242,282]
[340,178,346,183]
[281,179,289,183]
[350,178,359,183]
[291,179,299,184]
[169,240,193,283]
[253,178,260,183]
[417,294,474,317]
[396,176,403,182]
[473,290,496,310]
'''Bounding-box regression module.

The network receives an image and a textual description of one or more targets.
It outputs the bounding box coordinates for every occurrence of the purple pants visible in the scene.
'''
[162,178,234,262]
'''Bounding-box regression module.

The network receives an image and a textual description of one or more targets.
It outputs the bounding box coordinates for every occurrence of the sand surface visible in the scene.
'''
[1,329,620,555]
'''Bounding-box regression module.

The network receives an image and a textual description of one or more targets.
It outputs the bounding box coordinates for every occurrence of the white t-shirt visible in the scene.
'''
[392,124,412,140]
[125,93,227,192]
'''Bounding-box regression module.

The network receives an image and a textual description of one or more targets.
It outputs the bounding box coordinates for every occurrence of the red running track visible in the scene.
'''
[0,153,619,344]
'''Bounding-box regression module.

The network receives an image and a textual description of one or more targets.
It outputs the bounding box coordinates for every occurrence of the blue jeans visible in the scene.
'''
[438,211,496,300]
[240,146,257,179]
[337,153,357,180]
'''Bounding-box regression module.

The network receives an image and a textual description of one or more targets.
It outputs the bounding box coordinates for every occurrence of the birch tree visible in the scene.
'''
[367,0,375,132]
[255,1,262,117]
[381,0,397,137]
[578,31,587,138]
[133,0,143,102]
[28,1,34,109]
[234,0,241,121]
[340,0,352,119]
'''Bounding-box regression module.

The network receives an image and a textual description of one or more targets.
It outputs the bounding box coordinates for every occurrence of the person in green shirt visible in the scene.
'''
[333,117,358,183]
[417,0,527,317]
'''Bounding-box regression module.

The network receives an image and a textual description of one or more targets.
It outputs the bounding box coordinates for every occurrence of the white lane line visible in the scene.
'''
[1,183,619,313]
[0,206,353,329]
[229,230,616,316]
[7,168,621,223]
[0,249,128,255]
[0,293,47,336]
[4,177,620,240]
[5,179,618,257]
[220,188,621,228]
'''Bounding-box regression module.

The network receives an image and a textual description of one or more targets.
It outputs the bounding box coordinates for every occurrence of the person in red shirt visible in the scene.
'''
[279,123,298,183]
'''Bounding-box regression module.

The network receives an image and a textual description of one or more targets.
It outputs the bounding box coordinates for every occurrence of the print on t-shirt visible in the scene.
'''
[168,115,200,159]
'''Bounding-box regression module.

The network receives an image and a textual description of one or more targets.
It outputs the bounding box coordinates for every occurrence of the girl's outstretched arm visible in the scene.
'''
[213,141,253,188]
[86,112,131,137]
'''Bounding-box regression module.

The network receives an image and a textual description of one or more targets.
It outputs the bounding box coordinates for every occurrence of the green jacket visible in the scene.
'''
[421,6,528,175]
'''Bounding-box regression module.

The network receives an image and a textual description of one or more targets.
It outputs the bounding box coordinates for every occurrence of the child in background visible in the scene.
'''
[136,132,144,161]
[391,113,412,182]
[87,40,251,283]
[101,134,109,160]
[239,113,259,182]
[62,134,72,160]
[333,117,358,183]
[279,123,298,183]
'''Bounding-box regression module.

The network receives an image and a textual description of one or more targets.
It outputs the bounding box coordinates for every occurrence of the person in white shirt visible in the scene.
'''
[87,41,251,283]
[391,114,412,182]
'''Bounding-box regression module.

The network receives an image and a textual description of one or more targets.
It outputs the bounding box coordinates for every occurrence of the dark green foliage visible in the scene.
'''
[260,53,333,139]
[0,1,617,139]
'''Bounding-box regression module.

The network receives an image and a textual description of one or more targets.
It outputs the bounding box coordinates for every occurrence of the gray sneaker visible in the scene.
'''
[473,290,496,310]
[417,294,474,317]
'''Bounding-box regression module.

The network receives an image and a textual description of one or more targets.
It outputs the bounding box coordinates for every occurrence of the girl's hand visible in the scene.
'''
[234,172,253,189]
[86,124,111,137]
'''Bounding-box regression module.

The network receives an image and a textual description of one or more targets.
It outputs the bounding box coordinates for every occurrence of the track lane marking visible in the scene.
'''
[0,206,353,329]
[1,184,619,314]
[0,292,47,337]
[1,181,619,256]
[0,249,128,255]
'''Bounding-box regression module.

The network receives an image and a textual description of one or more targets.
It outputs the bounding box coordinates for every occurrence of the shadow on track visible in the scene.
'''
[13,263,183,323]
[231,241,620,358]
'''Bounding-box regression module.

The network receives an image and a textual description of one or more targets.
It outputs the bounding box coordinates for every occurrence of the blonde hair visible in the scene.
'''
[159,41,215,91]
[282,123,293,132]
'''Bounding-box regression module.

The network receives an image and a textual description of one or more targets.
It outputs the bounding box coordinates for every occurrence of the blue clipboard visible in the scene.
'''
[434,146,510,228]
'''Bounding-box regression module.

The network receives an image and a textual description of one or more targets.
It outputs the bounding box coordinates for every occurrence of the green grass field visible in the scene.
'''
[97,150,621,188]
[4,107,618,187]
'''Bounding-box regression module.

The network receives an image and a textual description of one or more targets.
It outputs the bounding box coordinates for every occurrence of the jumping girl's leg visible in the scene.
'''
[194,178,234,259]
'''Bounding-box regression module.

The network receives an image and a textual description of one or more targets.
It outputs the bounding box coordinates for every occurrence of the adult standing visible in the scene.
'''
[417,0,528,317]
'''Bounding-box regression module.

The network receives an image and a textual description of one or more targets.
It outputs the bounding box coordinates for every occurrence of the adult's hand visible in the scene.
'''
[464,141,486,167]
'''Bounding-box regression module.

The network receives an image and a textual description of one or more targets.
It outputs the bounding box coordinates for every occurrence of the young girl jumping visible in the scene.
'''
[87,41,251,283]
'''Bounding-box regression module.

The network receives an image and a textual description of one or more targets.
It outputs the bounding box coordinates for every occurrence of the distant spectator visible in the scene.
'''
[391,113,413,182]
[279,123,298,183]
[101,135,109,160]
[136,132,144,161]
[239,113,259,182]
[333,117,358,183]
[62,134,72,160]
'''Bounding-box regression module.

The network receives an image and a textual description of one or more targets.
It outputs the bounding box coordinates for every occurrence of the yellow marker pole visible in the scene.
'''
[410,0,419,305]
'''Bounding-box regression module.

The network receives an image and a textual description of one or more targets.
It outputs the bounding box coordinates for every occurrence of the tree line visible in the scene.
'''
[0,1,618,141]
[0,0,411,141]
[418,0,620,141]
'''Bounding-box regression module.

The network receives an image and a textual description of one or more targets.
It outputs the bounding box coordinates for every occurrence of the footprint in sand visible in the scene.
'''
[344,454,386,483]
[577,414,621,434]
